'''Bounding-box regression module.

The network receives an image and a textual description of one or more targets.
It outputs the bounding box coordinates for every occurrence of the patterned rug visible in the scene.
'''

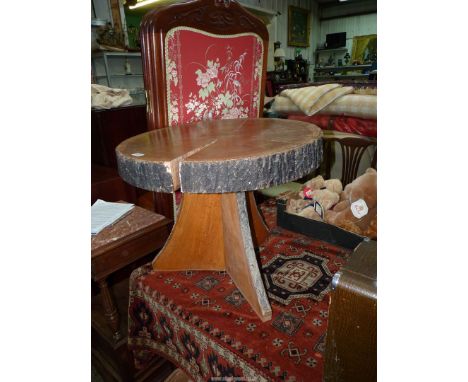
[128,199,351,381]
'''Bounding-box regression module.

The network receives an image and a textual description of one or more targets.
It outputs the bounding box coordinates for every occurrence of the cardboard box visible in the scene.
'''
[277,193,364,250]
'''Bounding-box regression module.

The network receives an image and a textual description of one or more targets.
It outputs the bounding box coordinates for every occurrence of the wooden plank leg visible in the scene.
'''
[152,193,225,271]
[152,192,272,322]
[246,191,269,247]
[222,192,272,322]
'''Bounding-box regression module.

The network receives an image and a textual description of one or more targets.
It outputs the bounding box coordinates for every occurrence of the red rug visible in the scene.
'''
[128,199,351,381]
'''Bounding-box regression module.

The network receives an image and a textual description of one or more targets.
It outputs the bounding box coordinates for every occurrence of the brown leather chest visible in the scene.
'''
[324,239,377,382]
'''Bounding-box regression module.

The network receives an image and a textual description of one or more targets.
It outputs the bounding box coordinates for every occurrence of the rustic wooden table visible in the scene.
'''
[116,118,323,322]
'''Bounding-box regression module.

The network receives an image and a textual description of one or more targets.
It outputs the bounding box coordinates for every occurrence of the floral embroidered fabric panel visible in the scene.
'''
[165,27,264,126]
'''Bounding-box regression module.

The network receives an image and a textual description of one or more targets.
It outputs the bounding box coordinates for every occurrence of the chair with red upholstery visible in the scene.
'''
[138,0,269,220]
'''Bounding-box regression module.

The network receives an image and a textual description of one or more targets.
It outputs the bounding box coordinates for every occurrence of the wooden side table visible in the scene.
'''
[116,118,323,322]
[91,205,174,381]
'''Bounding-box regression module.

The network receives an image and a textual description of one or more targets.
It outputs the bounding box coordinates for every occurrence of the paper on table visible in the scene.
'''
[91,199,134,235]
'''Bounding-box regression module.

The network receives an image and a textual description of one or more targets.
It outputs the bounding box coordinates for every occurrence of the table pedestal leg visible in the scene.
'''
[152,192,272,322]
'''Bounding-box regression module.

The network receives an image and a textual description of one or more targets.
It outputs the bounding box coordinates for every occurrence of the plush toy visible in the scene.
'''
[324,179,343,194]
[288,175,345,221]
[325,168,377,239]
[298,206,322,221]
[286,199,322,221]
[303,175,325,190]
[299,175,343,198]
[305,176,342,207]
[308,189,340,210]
[286,198,310,214]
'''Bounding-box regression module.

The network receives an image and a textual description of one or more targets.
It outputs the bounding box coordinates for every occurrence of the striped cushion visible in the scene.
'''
[280,84,353,116]
[321,94,377,119]
[270,96,300,113]
[271,93,377,120]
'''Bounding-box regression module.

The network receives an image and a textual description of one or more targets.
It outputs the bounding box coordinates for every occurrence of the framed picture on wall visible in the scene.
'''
[288,6,310,47]
[351,34,377,64]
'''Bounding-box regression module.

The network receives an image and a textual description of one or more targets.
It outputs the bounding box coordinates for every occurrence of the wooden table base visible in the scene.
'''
[152,191,272,322]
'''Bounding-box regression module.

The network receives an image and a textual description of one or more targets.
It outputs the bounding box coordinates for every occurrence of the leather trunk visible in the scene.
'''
[324,239,377,381]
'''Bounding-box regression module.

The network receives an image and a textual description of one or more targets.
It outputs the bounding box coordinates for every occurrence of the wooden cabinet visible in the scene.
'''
[92,104,147,169]
[91,105,148,204]
[266,71,308,96]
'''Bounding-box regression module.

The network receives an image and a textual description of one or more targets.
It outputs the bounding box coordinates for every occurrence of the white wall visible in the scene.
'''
[240,0,321,70]
[319,13,377,56]
[92,0,112,23]
[239,1,376,75]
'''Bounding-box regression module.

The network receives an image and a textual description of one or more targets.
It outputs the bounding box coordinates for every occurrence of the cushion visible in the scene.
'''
[280,85,353,116]
[270,96,301,113]
[321,94,377,119]
[272,94,377,120]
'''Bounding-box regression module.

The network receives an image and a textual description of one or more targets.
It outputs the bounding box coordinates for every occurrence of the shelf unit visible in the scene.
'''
[314,64,372,72]
[313,45,376,82]
[315,47,348,54]
[314,64,372,80]
[91,51,146,105]
[314,47,351,81]
[314,47,348,64]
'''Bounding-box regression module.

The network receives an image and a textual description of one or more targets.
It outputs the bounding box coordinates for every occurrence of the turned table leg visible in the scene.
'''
[152,192,272,322]
[98,279,122,341]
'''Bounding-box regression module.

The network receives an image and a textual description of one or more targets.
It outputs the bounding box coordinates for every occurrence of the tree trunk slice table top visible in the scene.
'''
[116,118,323,322]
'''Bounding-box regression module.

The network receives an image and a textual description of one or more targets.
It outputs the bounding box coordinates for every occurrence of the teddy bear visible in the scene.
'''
[302,175,325,191]
[325,168,377,239]
[286,198,323,222]
[289,175,343,221]
[298,175,343,210]
[299,175,343,194]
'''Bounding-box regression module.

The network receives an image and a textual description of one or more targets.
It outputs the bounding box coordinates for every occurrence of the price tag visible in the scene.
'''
[304,200,324,220]
[351,199,368,218]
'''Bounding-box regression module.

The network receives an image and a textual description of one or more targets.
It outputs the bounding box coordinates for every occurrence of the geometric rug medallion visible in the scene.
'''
[262,251,333,305]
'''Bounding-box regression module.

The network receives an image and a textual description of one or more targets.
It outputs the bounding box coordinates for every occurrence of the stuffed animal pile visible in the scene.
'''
[285,168,377,239]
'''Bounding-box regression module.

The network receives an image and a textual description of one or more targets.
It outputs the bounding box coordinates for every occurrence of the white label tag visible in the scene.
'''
[131,152,145,157]
[351,199,368,219]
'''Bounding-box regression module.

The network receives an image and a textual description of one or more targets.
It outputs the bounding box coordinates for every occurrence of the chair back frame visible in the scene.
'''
[322,136,377,187]
[140,0,269,130]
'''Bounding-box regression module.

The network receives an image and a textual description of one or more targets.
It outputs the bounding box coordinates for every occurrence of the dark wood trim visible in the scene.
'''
[320,10,377,21]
